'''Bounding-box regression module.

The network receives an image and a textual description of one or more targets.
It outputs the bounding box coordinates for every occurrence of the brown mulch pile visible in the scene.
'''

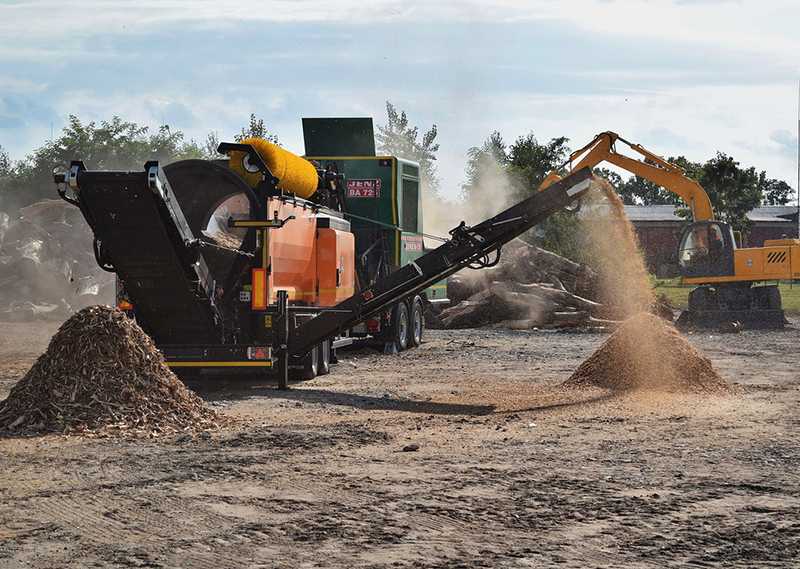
[0,306,224,435]
[563,312,730,393]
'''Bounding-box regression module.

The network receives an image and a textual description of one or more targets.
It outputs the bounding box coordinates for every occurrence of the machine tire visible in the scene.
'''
[393,302,410,352]
[408,296,424,348]
[318,341,331,376]
[291,345,319,381]
[688,286,717,311]
[764,286,782,310]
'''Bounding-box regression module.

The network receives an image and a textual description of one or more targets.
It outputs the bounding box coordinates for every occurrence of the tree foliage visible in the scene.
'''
[500,133,582,260]
[0,145,9,177]
[376,102,440,190]
[461,131,585,260]
[758,174,793,206]
[234,113,279,144]
[0,115,206,211]
[692,152,760,232]
[462,131,507,201]
[0,144,11,209]
[506,134,570,195]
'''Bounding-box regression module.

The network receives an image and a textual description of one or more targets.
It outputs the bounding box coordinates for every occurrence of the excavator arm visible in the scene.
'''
[540,131,714,222]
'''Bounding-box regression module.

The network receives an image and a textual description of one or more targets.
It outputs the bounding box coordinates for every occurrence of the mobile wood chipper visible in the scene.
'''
[54,117,594,387]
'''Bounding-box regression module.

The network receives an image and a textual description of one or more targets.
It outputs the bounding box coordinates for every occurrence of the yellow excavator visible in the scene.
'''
[540,131,800,328]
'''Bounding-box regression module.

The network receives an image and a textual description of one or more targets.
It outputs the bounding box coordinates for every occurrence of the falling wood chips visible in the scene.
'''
[0,306,225,435]
[563,313,731,394]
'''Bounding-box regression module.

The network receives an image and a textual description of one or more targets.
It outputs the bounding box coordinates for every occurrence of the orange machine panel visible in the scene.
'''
[265,198,318,304]
[316,228,355,306]
[733,246,791,280]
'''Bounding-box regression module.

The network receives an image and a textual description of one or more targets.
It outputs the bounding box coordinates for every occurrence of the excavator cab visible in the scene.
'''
[677,220,735,279]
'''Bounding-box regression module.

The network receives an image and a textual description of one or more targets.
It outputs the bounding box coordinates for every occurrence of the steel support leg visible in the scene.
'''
[276,290,290,389]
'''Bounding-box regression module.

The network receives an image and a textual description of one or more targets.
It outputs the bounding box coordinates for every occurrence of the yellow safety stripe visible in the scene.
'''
[305,156,394,161]
[168,361,273,368]
[277,288,356,298]
[683,276,789,285]
[232,220,286,228]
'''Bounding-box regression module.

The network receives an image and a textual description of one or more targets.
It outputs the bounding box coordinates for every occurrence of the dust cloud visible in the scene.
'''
[580,178,653,318]
[421,154,517,241]
[570,178,728,393]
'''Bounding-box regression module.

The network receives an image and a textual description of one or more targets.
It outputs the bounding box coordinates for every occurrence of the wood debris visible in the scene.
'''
[563,313,730,393]
[0,305,225,436]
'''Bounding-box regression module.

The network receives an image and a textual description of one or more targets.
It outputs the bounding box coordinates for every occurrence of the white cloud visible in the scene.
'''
[413,82,800,198]
[1,0,798,202]
[3,0,799,57]
[0,76,47,93]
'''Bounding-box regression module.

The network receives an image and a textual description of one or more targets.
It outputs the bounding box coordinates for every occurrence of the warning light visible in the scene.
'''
[117,300,134,311]
[247,346,270,360]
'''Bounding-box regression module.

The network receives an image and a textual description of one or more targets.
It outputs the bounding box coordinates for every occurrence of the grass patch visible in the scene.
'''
[652,278,800,313]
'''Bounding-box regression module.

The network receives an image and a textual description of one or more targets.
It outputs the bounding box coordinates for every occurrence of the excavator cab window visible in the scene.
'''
[678,221,735,278]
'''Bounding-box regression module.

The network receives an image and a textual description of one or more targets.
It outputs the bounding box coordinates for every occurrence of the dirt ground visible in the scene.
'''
[1,319,799,568]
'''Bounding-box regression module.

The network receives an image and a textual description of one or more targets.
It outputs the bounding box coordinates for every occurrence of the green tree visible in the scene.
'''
[469,132,588,261]
[376,101,440,190]
[0,144,11,211]
[200,131,225,159]
[618,175,676,206]
[500,133,587,260]
[461,131,507,201]
[594,167,623,192]
[2,115,202,211]
[697,152,762,233]
[0,144,9,177]
[234,113,279,144]
[758,174,793,206]
[506,134,570,198]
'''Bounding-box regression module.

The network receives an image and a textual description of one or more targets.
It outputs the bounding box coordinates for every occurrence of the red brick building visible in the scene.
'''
[626,205,799,277]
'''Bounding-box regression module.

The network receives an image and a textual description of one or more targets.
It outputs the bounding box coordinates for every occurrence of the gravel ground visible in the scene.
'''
[1,319,798,568]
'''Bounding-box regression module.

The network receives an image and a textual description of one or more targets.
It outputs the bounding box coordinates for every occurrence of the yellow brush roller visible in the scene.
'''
[230,137,319,199]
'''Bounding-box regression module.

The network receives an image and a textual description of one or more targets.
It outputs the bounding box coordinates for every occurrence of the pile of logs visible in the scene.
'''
[431,240,670,330]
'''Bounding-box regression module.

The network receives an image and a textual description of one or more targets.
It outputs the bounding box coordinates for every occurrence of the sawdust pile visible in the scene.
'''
[567,178,728,393]
[0,306,223,435]
[564,313,728,392]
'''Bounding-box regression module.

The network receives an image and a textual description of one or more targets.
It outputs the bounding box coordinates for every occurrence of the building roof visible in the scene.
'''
[623,204,797,224]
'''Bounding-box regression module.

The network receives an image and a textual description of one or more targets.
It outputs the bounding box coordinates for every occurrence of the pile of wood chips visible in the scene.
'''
[0,306,224,435]
[564,313,730,393]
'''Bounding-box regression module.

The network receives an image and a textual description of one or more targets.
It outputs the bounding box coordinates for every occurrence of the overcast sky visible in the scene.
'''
[1,0,798,199]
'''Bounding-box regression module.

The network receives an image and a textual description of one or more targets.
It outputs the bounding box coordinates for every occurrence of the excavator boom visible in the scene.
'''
[540,131,714,221]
